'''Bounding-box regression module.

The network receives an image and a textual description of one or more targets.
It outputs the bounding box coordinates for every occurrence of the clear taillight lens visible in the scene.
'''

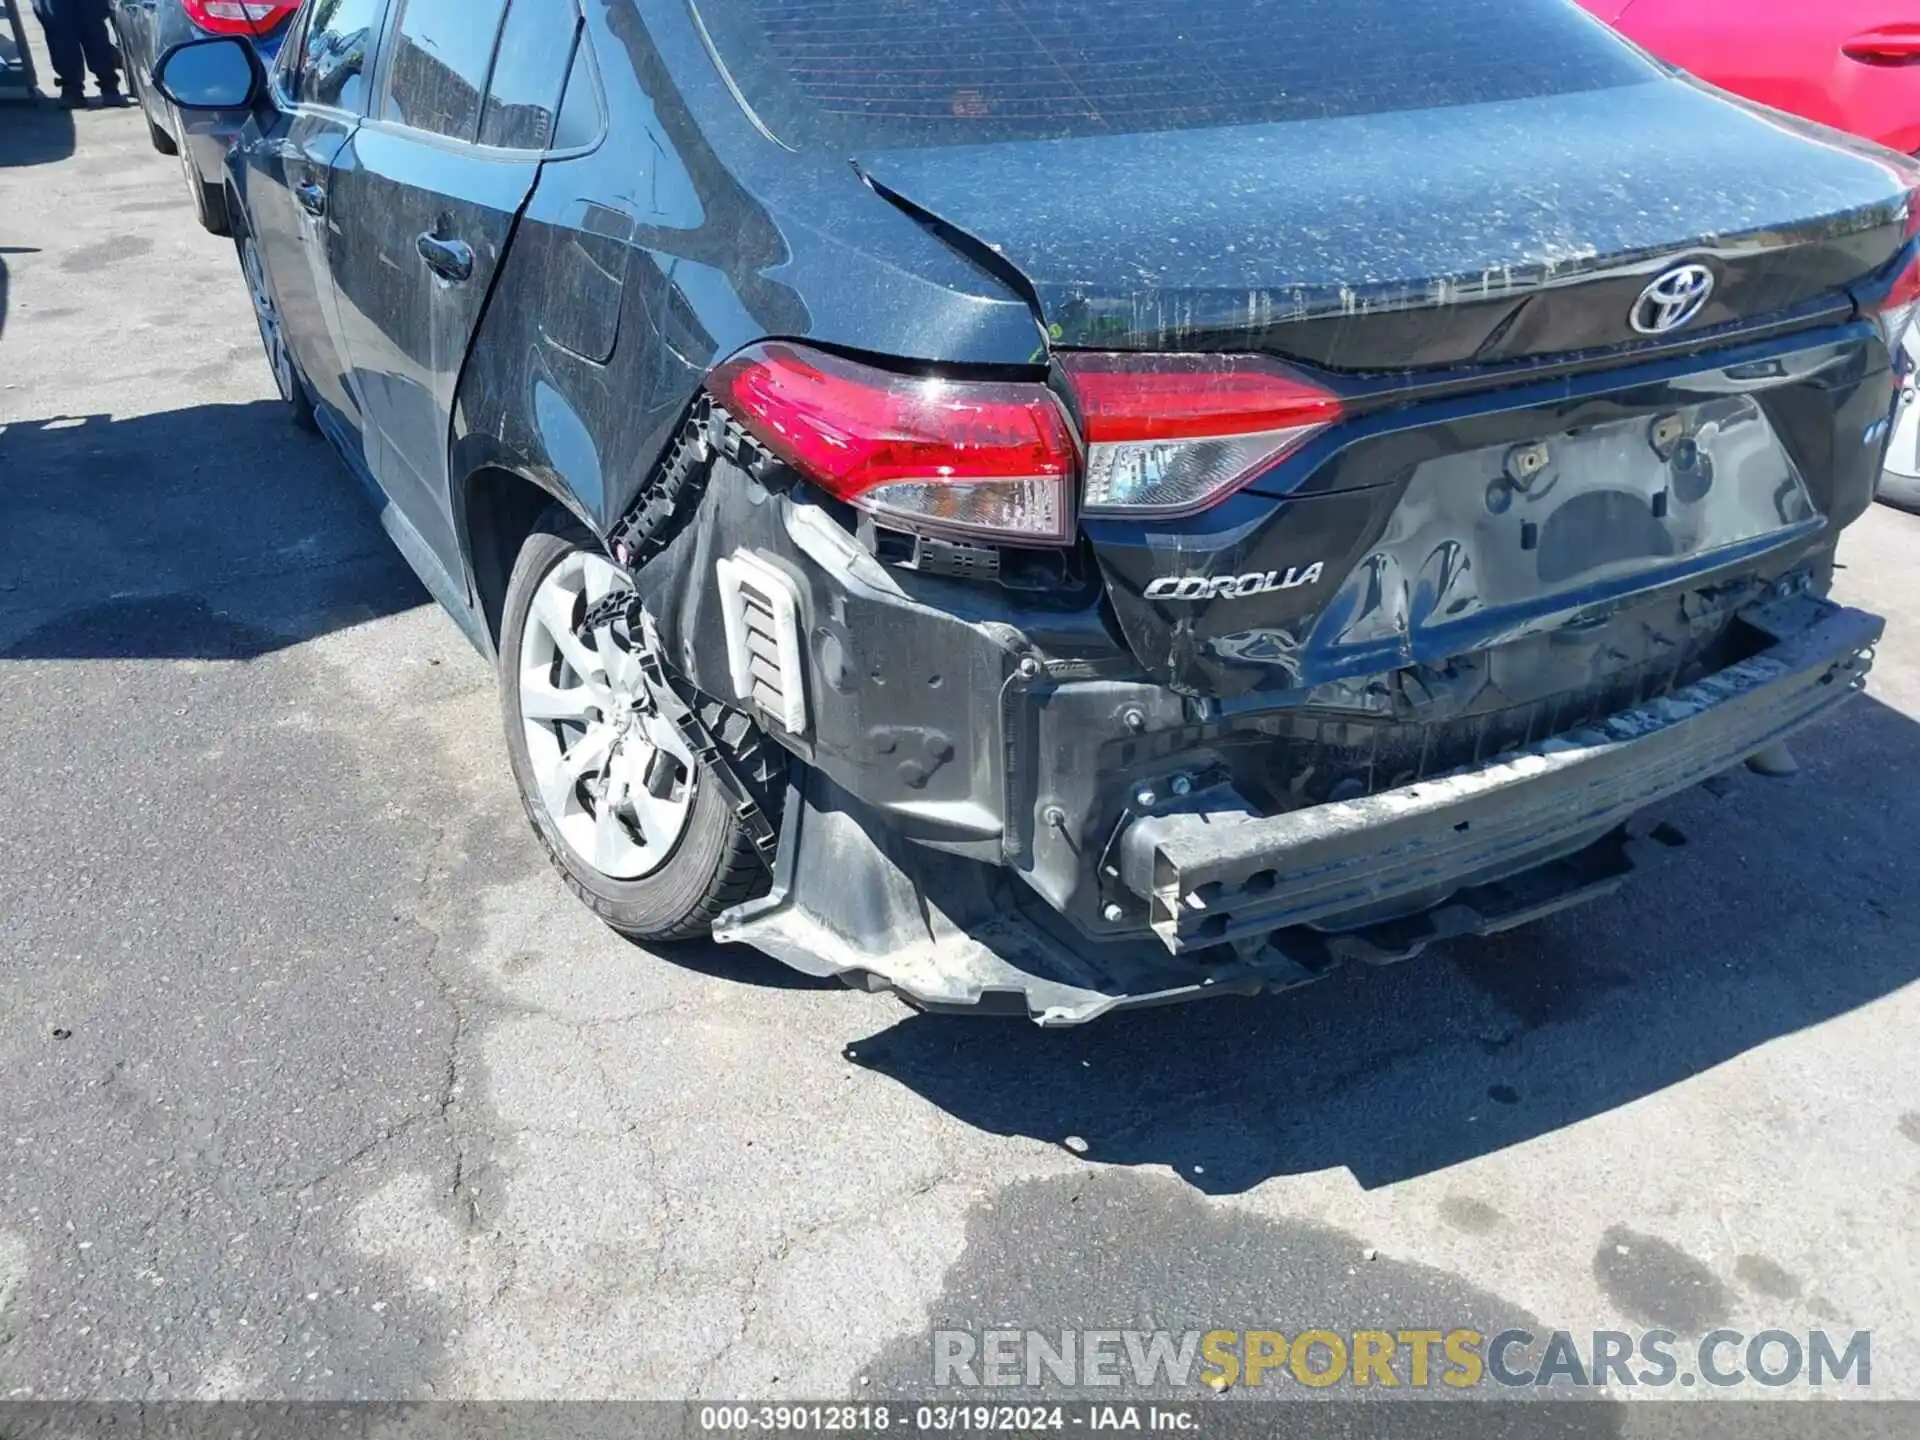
[706,342,1076,545]
[1876,261,1920,354]
[1061,353,1344,518]
[705,344,1346,543]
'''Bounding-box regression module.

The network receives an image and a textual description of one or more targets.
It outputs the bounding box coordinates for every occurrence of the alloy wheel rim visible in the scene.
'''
[241,239,295,404]
[518,552,696,880]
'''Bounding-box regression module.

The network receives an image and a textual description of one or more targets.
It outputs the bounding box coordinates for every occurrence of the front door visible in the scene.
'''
[245,0,394,437]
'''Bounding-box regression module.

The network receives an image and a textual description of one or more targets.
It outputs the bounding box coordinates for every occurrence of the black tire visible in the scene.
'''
[235,233,318,432]
[499,511,782,943]
[288,372,319,432]
[147,115,180,156]
[183,149,231,236]
[1878,469,1920,513]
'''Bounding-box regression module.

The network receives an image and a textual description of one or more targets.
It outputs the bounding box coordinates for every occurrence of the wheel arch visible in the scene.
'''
[458,462,602,651]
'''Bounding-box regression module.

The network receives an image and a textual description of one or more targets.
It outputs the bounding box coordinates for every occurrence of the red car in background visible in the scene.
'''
[1579,0,1920,506]
[1578,0,1920,154]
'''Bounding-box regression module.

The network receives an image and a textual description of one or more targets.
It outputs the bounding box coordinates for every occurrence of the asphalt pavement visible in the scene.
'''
[3,83,1920,1420]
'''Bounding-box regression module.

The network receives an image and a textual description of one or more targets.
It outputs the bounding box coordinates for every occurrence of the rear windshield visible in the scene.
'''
[689,0,1653,151]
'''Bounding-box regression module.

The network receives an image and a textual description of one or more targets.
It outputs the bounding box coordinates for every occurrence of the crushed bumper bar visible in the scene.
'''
[1119,599,1882,953]
[719,597,1878,1024]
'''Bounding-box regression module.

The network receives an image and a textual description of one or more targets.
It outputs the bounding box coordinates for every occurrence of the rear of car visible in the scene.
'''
[636,0,1910,1019]
[121,0,296,231]
[180,0,1911,1021]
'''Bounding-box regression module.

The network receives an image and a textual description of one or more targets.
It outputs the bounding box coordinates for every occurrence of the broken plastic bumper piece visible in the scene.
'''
[719,596,1879,1024]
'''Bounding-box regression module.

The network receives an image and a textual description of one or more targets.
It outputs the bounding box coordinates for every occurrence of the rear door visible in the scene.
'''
[323,0,579,579]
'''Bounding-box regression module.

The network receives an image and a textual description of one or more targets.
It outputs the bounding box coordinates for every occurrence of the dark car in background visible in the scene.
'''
[151,0,1909,1022]
[111,0,295,232]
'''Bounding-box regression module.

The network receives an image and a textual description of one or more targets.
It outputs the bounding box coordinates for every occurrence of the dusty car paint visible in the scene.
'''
[855,82,1910,365]
[194,0,1906,1018]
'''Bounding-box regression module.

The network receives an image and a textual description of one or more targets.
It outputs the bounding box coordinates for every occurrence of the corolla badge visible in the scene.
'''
[1144,564,1325,601]
[1630,264,1715,336]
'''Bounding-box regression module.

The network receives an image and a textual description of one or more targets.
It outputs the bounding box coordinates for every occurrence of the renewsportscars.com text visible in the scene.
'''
[932,1328,1871,1391]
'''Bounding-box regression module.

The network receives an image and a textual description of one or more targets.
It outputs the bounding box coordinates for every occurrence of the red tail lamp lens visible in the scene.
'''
[182,0,297,35]
[1865,188,1920,353]
[707,342,1075,545]
[707,345,1346,540]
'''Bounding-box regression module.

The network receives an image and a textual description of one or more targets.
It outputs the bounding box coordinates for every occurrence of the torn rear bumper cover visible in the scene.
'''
[717,599,1880,1024]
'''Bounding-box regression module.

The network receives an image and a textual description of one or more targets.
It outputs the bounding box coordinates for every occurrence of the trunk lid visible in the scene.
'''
[858,78,1908,369]
[1080,330,1894,697]
[857,77,1909,698]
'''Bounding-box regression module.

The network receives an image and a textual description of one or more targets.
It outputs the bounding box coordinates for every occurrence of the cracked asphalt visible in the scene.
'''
[4,80,1920,1418]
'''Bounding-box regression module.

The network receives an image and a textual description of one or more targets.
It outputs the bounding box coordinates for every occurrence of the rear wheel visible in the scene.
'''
[1878,470,1920,512]
[122,66,178,153]
[237,233,317,432]
[500,514,779,942]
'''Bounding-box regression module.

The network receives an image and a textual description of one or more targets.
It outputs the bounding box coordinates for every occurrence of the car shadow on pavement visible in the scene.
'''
[648,934,846,990]
[0,99,77,169]
[0,243,38,339]
[847,694,1920,1196]
[0,403,428,659]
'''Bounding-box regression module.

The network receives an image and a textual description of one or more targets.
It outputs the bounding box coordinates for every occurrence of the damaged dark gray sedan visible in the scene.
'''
[152,0,1910,1021]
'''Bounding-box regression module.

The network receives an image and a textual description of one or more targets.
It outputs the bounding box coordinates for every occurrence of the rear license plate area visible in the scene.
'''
[1336,395,1817,642]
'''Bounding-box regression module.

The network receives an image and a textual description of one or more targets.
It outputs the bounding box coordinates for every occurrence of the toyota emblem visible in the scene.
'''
[1631,264,1716,335]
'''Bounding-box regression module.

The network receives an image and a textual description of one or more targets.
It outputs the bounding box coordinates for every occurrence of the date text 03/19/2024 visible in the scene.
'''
[697,1405,1192,1432]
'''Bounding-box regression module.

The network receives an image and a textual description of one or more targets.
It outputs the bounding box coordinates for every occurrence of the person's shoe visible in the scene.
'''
[93,86,131,108]
[55,89,86,109]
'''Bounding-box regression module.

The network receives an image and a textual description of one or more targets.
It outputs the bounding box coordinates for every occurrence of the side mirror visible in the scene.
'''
[151,36,264,111]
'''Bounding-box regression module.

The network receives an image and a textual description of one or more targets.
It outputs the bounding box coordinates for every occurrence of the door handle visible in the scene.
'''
[1843,26,1920,63]
[416,232,475,284]
[294,180,327,217]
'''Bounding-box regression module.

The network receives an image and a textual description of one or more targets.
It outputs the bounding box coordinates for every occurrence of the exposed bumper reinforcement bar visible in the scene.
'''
[1119,599,1882,953]
[717,598,1878,1024]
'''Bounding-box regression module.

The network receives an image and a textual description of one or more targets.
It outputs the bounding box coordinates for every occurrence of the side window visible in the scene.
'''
[478,0,579,151]
[548,31,604,151]
[273,5,311,95]
[381,0,510,142]
[292,0,389,112]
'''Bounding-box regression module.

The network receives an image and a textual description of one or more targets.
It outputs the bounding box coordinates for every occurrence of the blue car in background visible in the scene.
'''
[109,0,295,233]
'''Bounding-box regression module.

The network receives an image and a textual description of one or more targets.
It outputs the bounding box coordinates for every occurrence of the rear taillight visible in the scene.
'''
[704,343,1344,543]
[1880,263,1920,351]
[1865,189,1920,352]
[1060,353,1343,518]
[181,0,296,35]
[707,342,1076,544]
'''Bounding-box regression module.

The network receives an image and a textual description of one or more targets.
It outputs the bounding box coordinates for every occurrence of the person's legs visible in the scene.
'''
[73,0,122,99]
[30,0,86,102]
